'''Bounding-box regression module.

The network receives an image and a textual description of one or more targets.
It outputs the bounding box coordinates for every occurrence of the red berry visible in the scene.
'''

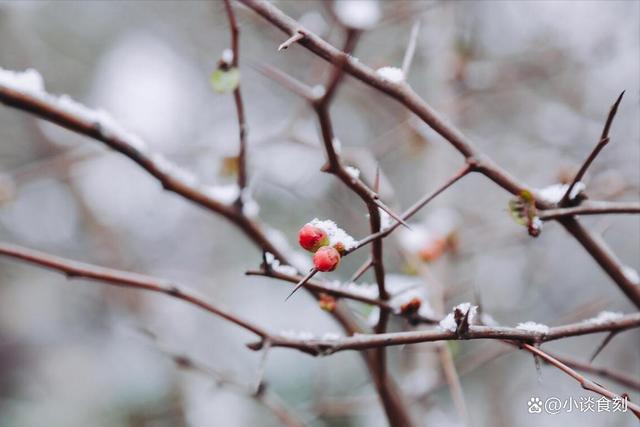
[313,246,341,272]
[298,224,329,252]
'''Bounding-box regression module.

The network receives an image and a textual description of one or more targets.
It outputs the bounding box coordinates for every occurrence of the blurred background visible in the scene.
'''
[0,1,638,426]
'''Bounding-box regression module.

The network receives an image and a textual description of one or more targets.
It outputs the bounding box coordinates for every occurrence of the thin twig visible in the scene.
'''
[401,20,421,77]
[239,0,640,309]
[223,0,249,202]
[0,242,268,338]
[539,201,640,220]
[522,343,640,418]
[560,91,625,206]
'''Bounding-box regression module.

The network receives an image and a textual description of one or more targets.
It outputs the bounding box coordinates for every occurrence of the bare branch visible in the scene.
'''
[0,242,268,338]
[560,91,625,206]
[539,200,640,220]
[522,343,640,418]
[223,0,249,199]
[401,20,421,77]
[238,0,640,309]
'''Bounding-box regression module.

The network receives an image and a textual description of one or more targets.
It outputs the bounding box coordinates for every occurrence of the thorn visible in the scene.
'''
[374,163,381,193]
[285,268,317,301]
[375,200,412,230]
[278,31,304,51]
[589,330,618,362]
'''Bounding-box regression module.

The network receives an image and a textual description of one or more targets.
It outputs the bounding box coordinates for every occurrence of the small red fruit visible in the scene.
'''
[319,293,337,312]
[313,246,341,272]
[298,224,329,252]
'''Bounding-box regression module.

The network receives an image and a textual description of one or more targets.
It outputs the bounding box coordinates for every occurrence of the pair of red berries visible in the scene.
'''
[298,224,342,272]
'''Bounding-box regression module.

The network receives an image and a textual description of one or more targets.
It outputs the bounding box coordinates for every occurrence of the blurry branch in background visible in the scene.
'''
[238,0,640,309]
[157,346,306,427]
[0,76,287,262]
[1,240,639,418]
[222,0,249,205]
[0,242,270,338]
[401,20,420,77]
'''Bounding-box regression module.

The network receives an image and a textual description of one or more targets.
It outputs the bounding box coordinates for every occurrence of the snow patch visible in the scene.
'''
[202,184,240,205]
[308,218,356,250]
[334,0,381,30]
[439,303,477,332]
[221,48,234,65]
[345,166,360,179]
[264,252,299,276]
[622,265,640,285]
[537,182,585,204]
[376,66,405,83]
[516,321,549,334]
[280,330,315,340]
[588,311,624,325]
[0,67,149,153]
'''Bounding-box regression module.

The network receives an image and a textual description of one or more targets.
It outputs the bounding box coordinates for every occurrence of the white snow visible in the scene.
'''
[0,67,44,93]
[530,216,543,232]
[221,48,234,65]
[376,66,405,83]
[537,182,585,204]
[280,330,315,340]
[378,208,392,229]
[439,313,457,332]
[308,218,356,250]
[516,321,549,334]
[311,85,326,98]
[345,166,360,179]
[321,332,342,341]
[366,207,392,229]
[202,184,240,205]
[622,265,640,285]
[367,306,380,327]
[264,252,299,276]
[588,311,624,325]
[0,67,149,153]
[325,280,379,299]
[240,189,260,218]
[439,303,477,332]
[151,153,198,187]
[334,0,381,30]
[390,287,435,318]
[331,137,342,154]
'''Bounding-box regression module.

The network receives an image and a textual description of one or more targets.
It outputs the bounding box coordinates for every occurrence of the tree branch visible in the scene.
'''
[559,91,625,206]
[238,0,640,309]
[223,0,249,200]
[539,201,640,220]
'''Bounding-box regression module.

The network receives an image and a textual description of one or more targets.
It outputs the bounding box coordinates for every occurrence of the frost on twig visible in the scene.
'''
[0,67,148,153]
[376,66,405,83]
[537,182,586,204]
[516,321,550,334]
[439,303,478,334]
[264,252,299,276]
[308,218,356,250]
[587,311,625,325]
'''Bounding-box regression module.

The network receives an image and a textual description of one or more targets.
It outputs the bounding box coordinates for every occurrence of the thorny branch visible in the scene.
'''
[0,0,638,424]
[238,0,640,309]
[1,240,639,418]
